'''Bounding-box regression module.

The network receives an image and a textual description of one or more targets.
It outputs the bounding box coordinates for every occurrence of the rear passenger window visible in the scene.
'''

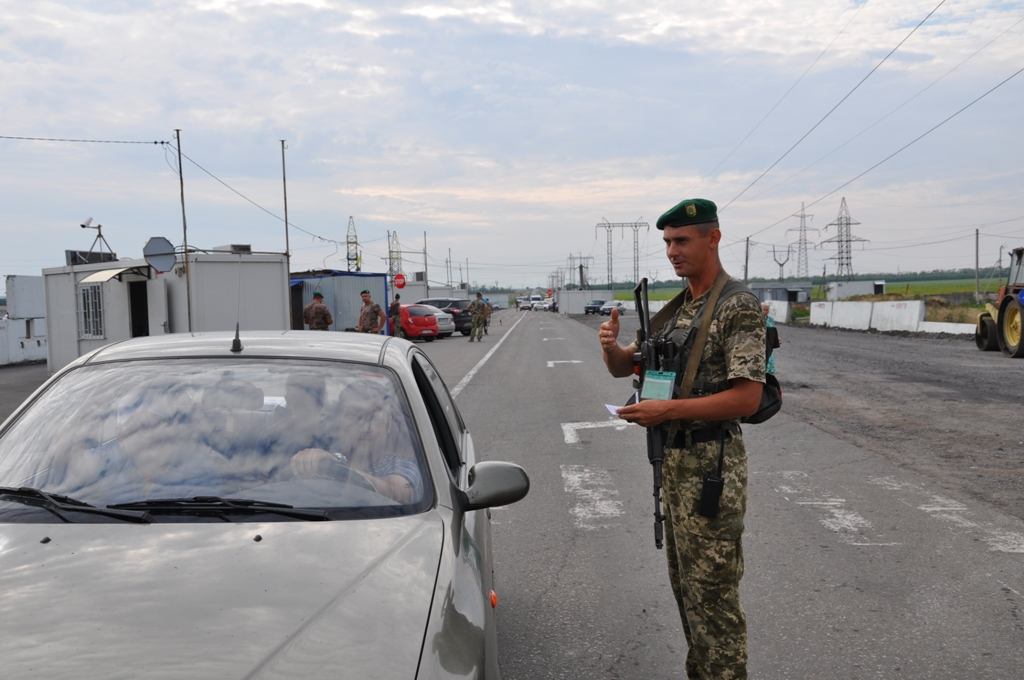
[411,354,464,474]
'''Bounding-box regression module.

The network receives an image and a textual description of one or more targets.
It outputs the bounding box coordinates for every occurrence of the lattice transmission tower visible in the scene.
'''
[346,216,361,272]
[386,230,402,279]
[786,203,818,279]
[595,218,648,287]
[820,197,867,281]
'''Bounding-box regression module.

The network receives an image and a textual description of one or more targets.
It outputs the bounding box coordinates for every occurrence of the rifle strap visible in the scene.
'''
[665,269,730,444]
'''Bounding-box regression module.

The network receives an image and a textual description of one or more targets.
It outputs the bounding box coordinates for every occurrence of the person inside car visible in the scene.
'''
[289,379,422,504]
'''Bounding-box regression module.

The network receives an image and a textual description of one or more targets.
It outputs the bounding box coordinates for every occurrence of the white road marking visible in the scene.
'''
[561,418,630,444]
[547,360,582,368]
[450,312,527,398]
[542,338,564,341]
[865,476,1024,553]
[561,465,624,529]
[772,471,898,546]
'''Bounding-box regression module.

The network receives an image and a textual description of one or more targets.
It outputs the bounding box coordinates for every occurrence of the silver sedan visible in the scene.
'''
[421,303,456,338]
[0,331,529,679]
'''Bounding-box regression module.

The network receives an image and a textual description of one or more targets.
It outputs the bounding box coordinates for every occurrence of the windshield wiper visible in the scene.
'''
[108,496,329,521]
[0,487,153,524]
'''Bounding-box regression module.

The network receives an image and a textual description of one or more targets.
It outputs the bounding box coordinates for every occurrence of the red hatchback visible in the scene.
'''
[398,304,439,341]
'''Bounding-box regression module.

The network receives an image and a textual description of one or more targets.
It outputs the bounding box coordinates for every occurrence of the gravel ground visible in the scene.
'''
[570,312,1024,522]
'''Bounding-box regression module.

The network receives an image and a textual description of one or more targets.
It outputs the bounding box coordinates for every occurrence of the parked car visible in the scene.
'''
[417,298,473,335]
[600,301,627,316]
[532,300,551,311]
[584,300,605,315]
[399,303,439,341]
[420,304,455,338]
[0,330,530,678]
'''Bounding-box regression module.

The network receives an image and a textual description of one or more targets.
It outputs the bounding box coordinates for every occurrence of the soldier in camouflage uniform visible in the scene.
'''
[599,198,765,680]
[468,292,486,342]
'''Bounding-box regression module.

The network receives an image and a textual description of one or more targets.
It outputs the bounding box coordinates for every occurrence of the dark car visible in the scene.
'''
[417,298,473,336]
[584,300,605,315]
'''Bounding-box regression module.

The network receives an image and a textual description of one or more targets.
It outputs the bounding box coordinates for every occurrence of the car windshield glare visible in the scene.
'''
[0,359,433,522]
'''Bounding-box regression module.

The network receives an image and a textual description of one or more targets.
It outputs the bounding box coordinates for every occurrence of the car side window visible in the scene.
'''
[411,354,464,474]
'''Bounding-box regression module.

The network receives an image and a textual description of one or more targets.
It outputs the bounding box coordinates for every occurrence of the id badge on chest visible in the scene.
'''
[640,370,676,400]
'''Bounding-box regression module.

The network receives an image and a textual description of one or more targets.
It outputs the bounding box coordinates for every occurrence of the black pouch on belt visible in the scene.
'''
[697,432,727,519]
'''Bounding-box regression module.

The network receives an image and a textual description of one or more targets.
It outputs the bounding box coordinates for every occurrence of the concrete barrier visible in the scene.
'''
[918,321,975,335]
[830,302,874,330]
[765,300,790,324]
[870,300,925,332]
[810,301,832,326]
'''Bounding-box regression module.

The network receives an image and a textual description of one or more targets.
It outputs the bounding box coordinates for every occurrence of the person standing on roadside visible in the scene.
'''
[358,290,386,334]
[302,291,333,331]
[468,292,486,342]
[599,198,765,680]
[389,294,402,336]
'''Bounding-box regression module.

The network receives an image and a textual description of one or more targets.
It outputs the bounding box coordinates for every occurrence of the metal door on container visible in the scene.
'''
[148,278,169,334]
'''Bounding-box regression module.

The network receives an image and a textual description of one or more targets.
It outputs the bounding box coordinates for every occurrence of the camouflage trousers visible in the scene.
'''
[663,502,747,679]
[470,316,485,340]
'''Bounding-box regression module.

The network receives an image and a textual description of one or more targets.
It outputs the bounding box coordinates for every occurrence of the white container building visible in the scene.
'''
[42,250,289,373]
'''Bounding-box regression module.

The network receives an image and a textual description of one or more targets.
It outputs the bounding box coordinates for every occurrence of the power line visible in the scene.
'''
[687,2,868,195]
[0,135,169,145]
[743,13,1024,204]
[721,0,949,211]
[739,60,1024,243]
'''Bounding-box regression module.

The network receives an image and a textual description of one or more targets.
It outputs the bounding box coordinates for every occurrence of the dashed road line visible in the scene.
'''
[547,360,582,368]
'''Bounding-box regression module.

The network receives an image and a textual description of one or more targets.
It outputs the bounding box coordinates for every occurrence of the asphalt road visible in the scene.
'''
[422,309,1024,679]
[2,316,1023,678]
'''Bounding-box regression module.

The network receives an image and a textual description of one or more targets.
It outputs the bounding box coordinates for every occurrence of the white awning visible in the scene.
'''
[78,266,144,284]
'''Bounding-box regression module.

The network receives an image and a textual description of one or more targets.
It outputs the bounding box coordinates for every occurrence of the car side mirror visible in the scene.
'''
[463,461,530,511]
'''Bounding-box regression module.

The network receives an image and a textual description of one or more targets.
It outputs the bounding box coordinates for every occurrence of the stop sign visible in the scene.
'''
[394,273,407,289]
[547,289,553,296]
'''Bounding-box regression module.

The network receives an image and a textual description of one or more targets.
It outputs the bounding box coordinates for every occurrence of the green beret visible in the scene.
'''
[656,198,718,230]
[312,291,323,298]
[360,289,370,295]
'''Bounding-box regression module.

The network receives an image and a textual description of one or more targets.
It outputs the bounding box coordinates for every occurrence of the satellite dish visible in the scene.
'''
[143,236,177,273]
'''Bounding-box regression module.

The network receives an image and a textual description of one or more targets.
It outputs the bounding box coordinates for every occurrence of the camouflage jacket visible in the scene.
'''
[651,275,766,539]
[302,301,332,330]
[358,301,384,332]
[469,299,486,318]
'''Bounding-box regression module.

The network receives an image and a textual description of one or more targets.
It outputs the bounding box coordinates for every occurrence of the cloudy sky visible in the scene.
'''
[2,0,1022,288]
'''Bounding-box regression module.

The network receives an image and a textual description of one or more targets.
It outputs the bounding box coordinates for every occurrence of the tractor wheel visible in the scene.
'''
[975,316,999,351]
[997,296,1024,357]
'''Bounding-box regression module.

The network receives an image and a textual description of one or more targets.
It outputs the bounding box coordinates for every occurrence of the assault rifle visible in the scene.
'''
[632,278,676,549]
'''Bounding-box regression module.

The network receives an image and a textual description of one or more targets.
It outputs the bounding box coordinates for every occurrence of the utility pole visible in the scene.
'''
[423,232,429,296]
[280,140,290,275]
[174,129,193,333]
[975,229,980,303]
[744,237,750,283]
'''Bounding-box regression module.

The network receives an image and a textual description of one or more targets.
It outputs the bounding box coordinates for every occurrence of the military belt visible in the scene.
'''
[667,422,740,449]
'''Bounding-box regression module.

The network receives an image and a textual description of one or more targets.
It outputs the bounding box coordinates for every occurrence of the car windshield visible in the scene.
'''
[408,306,433,317]
[0,359,433,522]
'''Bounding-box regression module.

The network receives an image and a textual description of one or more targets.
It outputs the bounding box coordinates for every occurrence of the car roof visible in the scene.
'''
[79,331,390,367]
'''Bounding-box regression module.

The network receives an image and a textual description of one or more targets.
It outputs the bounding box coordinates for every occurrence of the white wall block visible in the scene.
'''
[917,321,976,335]
[830,302,874,330]
[810,301,833,326]
[870,301,926,332]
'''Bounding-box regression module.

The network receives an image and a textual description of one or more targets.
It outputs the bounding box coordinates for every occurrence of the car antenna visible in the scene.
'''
[231,254,244,353]
[230,322,243,353]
